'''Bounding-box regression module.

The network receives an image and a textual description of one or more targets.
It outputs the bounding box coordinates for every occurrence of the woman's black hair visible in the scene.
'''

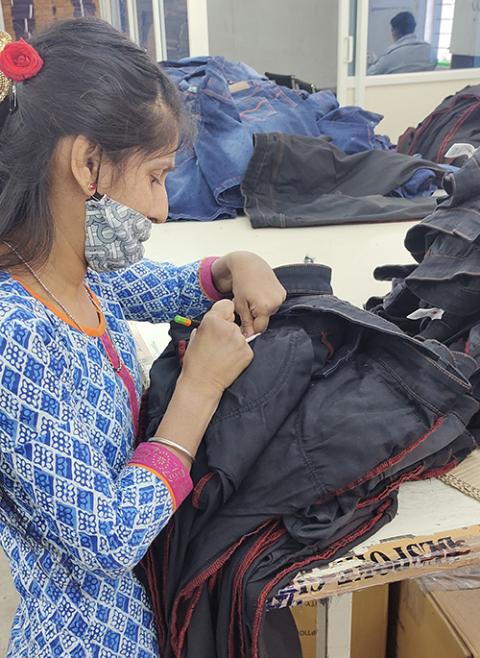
[0,17,190,268]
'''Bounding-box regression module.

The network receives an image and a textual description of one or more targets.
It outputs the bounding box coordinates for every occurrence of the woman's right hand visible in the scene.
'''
[180,299,253,398]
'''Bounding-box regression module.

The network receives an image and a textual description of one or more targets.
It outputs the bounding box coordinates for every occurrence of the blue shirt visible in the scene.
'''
[0,260,213,658]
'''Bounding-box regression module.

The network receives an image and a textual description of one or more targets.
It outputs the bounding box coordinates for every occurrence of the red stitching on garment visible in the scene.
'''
[320,331,335,359]
[328,416,446,501]
[229,523,286,658]
[420,459,459,480]
[356,464,424,508]
[208,571,219,593]
[172,523,268,657]
[250,499,393,658]
[175,586,203,658]
[192,472,215,509]
[397,126,415,154]
[437,103,480,161]
[401,94,476,156]
[407,113,436,154]
[170,520,272,657]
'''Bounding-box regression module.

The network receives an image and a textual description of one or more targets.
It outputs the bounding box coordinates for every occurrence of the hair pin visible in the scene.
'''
[9,84,17,114]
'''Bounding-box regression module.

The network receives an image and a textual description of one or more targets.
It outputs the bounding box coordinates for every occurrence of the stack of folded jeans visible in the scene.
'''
[161,56,437,221]
[137,264,479,658]
[366,147,480,376]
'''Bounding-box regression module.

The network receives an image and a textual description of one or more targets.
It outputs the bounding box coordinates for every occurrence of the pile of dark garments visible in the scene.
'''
[367,146,480,395]
[138,152,480,658]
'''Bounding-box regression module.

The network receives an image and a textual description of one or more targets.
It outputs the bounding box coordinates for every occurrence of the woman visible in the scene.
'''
[0,19,286,657]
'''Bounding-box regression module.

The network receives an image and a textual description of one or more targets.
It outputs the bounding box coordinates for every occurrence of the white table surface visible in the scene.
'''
[137,214,413,355]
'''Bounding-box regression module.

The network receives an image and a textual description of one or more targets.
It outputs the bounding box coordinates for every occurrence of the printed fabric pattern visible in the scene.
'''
[85,194,152,272]
[0,258,213,658]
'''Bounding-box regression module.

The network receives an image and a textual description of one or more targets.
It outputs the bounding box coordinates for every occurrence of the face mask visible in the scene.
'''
[85,192,152,272]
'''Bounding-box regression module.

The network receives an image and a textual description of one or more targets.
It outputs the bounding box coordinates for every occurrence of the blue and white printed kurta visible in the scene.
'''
[0,259,213,658]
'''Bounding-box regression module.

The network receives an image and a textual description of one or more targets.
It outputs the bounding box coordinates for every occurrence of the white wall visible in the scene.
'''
[205,0,338,89]
[359,74,480,141]
[451,1,480,57]
[187,0,209,56]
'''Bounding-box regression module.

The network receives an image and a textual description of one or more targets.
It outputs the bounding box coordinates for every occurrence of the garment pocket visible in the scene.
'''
[297,350,440,501]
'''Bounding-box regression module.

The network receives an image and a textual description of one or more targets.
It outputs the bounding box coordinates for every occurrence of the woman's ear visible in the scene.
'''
[70,136,101,197]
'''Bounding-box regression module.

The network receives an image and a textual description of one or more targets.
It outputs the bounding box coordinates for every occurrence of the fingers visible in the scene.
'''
[250,299,282,335]
[235,298,255,338]
[208,299,235,322]
[209,288,284,339]
[252,314,269,334]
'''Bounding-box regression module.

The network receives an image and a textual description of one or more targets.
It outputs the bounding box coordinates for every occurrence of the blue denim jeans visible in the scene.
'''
[162,57,414,221]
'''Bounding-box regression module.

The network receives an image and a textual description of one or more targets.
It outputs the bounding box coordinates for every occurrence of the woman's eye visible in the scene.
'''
[151,176,161,185]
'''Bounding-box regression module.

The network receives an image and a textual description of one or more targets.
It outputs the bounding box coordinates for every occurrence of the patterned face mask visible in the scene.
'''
[85,192,152,272]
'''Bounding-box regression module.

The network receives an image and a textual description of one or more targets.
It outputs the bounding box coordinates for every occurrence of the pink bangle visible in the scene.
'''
[199,257,224,302]
[129,442,193,510]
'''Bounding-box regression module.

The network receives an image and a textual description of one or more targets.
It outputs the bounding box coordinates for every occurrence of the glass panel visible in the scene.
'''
[136,0,156,60]
[349,0,358,76]
[163,0,189,60]
[108,0,130,37]
[366,0,480,76]
[1,0,99,39]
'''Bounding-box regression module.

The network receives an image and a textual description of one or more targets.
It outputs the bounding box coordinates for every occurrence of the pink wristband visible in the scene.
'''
[199,257,224,302]
[129,442,193,509]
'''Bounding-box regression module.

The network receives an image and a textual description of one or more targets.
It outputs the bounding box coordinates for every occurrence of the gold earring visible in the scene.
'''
[0,32,13,104]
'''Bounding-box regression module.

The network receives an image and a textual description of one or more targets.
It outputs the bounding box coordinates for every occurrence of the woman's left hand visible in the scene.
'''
[211,252,286,337]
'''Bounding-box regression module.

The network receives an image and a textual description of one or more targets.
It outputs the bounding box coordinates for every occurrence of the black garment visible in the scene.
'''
[260,608,302,658]
[367,147,480,345]
[397,85,480,164]
[241,133,443,228]
[141,265,479,658]
[404,151,480,319]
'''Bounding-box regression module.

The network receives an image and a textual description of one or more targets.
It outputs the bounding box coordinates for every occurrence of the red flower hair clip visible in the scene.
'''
[0,37,44,82]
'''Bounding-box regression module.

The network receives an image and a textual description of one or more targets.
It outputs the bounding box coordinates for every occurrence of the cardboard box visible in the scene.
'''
[395,579,480,658]
[292,585,389,658]
[351,585,389,658]
[292,600,318,658]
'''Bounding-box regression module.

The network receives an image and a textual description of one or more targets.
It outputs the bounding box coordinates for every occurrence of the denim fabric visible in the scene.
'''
[316,106,392,153]
[163,57,340,220]
[139,264,479,658]
[406,233,480,315]
[162,56,266,86]
[161,57,426,221]
[242,133,443,228]
[406,150,480,261]
[369,148,480,349]
[389,167,439,199]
